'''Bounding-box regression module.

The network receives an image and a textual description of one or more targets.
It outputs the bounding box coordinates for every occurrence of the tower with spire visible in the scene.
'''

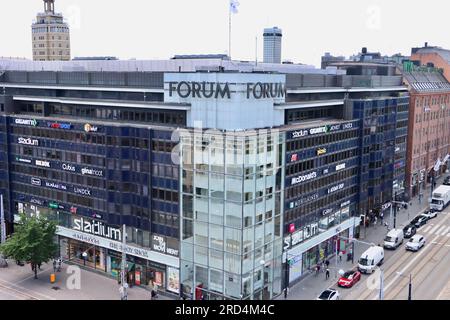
[32,0,71,61]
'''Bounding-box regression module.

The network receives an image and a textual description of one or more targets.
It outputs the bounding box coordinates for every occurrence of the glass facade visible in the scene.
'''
[179,130,285,300]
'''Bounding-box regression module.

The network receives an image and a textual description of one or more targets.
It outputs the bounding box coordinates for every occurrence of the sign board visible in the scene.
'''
[56,226,179,268]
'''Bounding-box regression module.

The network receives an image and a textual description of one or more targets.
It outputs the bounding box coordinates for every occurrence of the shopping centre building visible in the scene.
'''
[0,57,409,299]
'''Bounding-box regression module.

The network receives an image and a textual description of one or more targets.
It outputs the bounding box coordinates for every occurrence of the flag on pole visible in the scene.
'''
[230,0,240,14]
[434,158,442,172]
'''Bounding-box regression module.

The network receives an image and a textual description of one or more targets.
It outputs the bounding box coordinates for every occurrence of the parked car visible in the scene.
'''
[403,225,417,239]
[317,289,340,300]
[443,176,450,186]
[421,210,437,220]
[410,215,428,228]
[338,269,361,288]
[383,229,404,249]
[406,235,426,252]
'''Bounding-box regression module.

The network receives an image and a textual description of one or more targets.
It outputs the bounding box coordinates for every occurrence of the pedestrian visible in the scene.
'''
[315,264,321,276]
[374,216,378,226]
[338,251,343,262]
[53,259,57,273]
[38,262,42,270]
[325,268,330,280]
[148,280,154,300]
[380,212,384,223]
[123,282,129,300]
[57,258,62,272]
[325,259,330,268]
[119,286,124,300]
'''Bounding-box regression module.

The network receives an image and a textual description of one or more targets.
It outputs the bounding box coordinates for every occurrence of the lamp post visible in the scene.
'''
[396,272,412,300]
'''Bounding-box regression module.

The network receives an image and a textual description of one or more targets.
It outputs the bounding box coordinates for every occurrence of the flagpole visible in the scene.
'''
[228,5,232,58]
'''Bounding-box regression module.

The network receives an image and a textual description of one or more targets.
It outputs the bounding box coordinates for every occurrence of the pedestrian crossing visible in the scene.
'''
[420,223,450,237]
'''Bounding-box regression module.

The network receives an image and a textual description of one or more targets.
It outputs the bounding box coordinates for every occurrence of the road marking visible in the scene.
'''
[371,233,442,300]
[435,226,447,236]
[422,225,433,233]
[428,224,442,235]
[441,226,450,236]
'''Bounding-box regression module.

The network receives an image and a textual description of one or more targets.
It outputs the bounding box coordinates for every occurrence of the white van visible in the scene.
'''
[358,246,384,274]
[383,229,404,250]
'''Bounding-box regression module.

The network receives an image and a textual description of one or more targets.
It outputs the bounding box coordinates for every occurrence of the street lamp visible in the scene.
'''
[396,272,412,300]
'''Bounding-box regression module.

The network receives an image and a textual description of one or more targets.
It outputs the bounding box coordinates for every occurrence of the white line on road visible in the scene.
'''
[422,225,432,233]
[441,227,450,236]
[435,226,447,236]
[371,233,442,300]
[428,224,442,235]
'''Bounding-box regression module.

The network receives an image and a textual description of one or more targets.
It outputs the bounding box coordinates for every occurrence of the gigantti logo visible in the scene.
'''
[72,217,121,241]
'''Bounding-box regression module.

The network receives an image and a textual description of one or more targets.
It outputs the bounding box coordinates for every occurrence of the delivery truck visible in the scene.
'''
[430,185,450,211]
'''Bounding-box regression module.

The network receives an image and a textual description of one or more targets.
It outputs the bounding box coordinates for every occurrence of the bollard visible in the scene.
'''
[50,273,56,283]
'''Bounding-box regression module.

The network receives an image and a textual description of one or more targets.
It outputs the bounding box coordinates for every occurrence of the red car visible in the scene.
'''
[338,269,361,288]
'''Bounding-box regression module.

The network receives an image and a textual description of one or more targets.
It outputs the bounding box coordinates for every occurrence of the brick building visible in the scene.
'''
[403,69,450,197]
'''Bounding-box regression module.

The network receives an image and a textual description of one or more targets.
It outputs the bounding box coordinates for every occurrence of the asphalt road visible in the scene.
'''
[332,207,450,300]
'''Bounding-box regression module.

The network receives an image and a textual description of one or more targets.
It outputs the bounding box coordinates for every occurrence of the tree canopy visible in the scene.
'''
[0,214,57,279]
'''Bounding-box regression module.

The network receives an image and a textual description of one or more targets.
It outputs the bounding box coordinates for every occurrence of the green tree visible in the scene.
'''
[0,214,57,279]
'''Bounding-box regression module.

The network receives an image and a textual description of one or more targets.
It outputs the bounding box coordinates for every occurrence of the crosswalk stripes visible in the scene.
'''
[428,224,442,235]
[422,225,433,233]
[441,226,450,236]
[435,225,447,236]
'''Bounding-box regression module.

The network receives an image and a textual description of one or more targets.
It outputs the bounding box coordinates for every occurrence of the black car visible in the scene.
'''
[410,215,428,228]
[444,177,450,186]
[403,225,417,239]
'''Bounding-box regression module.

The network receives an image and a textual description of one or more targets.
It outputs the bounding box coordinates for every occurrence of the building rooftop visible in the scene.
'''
[0,58,340,75]
[403,70,450,93]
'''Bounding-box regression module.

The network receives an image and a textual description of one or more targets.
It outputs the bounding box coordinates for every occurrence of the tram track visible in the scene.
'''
[356,212,450,300]
[385,231,450,300]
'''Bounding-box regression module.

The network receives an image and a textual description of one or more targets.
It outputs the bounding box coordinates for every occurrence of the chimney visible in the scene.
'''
[425,42,428,48]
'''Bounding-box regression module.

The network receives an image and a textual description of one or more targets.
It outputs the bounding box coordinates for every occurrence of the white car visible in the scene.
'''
[317,289,340,300]
[406,235,426,252]
[421,210,437,219]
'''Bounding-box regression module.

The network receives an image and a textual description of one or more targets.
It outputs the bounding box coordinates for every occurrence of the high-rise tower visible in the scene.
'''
[32,0,71,61]
[263,27,282,64]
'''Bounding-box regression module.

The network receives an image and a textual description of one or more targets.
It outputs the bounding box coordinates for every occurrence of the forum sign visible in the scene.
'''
[164,73,286,130]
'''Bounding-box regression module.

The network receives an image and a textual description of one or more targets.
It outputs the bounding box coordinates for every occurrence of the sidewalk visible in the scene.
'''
[279,187,434,300]
[0,260,174,300]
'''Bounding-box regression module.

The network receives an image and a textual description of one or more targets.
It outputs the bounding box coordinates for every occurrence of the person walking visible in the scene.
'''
[338,251,343,263]
[325,268,330,280]
[148,280,154,300]
[315,264,321,276]
[380,212,384,224]
[325,259,330,269]
[52,259,57,273]
[57,258,62,272]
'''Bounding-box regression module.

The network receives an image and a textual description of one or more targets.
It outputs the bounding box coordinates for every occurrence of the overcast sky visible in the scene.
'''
[1,0,448,67]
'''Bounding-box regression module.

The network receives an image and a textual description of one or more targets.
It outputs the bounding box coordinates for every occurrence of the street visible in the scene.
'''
[342,208,450,300]
[282,177,450,300]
